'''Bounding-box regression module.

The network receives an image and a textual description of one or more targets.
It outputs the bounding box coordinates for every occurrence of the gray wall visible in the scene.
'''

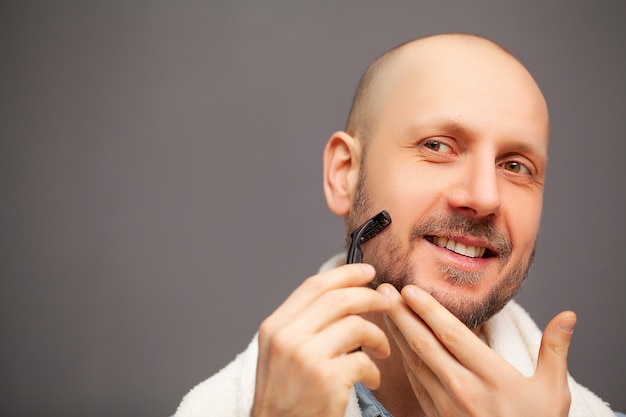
[1,1,624,416]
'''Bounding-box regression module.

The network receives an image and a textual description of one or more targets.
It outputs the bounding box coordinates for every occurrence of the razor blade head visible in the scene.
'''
[359,211,392,243]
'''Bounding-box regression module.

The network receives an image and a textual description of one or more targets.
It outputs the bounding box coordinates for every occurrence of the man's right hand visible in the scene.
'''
[251,263,390,417]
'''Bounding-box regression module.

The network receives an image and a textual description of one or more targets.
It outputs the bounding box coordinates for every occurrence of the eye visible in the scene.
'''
[423,140,453,154]
[501,160,531,175]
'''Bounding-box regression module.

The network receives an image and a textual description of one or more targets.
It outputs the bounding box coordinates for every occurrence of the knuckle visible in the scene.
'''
[309,359,334,385]
[352,350,376,374]
[439,324,462,348]
[267,334,288,358]
[300,274,327,293]
[342,314,365,331]
[320,288,349,308]
[263,326,296,359]
[258,317,277,341]
[412,381,428,402]
[548,339,570,359]
[290,342,312,367]
[446,376,470,400]
[408,332,432,355]
[345,317,385,348]
[447,381,478,415]
[404,353,424,374]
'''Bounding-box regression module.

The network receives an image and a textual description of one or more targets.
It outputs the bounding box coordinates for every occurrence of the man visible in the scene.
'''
[175,34,618,417]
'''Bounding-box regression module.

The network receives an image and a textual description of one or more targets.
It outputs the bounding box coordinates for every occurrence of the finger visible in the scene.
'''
[380,284,472,394]
[383,312,444,414]
[535,311,576,385]
[379,284,458,366]
[273,264,376,321]
[288,286,389,335]
[384,312,440,382]
[337,350,383,390]
[305,315,390,359]
[399,285,503,375]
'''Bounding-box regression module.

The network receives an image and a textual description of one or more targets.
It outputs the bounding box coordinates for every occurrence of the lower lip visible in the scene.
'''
[428,240,492,271]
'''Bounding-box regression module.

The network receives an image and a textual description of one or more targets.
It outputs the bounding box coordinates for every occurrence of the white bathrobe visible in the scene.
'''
[175,254,615,417]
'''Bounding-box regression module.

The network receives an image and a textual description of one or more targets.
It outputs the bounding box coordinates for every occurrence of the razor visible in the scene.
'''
[346,210,392,264]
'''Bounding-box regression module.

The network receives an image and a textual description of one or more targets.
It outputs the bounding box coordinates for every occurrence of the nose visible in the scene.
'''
[447,157,502,219]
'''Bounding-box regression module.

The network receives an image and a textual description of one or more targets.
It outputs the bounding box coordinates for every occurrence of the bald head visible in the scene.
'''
[345,34,548,149]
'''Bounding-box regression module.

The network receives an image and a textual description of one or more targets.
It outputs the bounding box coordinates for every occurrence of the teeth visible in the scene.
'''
[432,236,486,258]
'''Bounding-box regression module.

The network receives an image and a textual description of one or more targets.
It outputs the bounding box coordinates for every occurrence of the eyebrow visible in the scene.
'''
[404,118,472,140]
[406,118,548,161]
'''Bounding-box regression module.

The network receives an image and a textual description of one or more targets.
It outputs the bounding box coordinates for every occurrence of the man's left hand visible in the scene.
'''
[378,283,575,417]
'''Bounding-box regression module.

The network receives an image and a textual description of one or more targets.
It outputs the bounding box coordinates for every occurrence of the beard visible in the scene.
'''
[346,168,535,329]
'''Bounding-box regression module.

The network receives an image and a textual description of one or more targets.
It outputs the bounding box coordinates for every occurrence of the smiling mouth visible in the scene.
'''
[426,236,496,259]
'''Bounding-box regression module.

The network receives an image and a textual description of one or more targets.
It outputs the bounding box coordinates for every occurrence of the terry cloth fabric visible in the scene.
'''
[175,253,615,417]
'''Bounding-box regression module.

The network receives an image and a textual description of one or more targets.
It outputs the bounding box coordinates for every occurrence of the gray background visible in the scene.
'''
[1,1,624,416]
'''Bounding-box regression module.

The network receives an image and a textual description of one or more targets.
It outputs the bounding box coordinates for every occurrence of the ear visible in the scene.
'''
[323,131,362,216]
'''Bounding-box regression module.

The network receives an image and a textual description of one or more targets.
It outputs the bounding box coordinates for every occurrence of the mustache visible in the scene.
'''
[409,213,512,260]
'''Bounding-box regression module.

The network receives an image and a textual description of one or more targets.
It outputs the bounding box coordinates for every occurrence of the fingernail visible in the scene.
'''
[378,285,391,298]
[403,286,417,299]
[360,264,375,276]
[558,317,576,334]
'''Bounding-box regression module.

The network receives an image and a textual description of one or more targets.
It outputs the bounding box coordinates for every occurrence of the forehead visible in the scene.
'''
[369,37,550,149]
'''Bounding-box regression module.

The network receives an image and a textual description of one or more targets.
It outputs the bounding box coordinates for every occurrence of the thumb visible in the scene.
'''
[535,311,576,384]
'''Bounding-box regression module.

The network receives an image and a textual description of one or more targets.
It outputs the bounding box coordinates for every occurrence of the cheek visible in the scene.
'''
[365,159,443,225]
[504,190,543,249]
